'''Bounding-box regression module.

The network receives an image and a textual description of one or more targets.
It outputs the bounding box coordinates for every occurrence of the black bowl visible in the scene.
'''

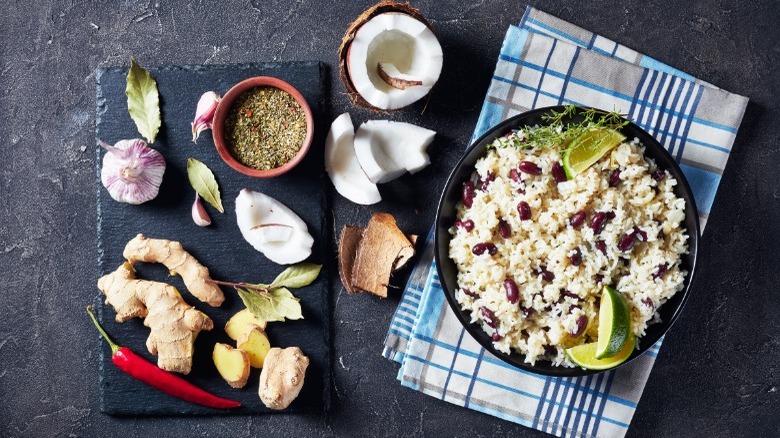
[434,106,700,377]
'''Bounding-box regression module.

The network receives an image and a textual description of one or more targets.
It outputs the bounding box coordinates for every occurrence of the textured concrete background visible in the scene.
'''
[0,0,778,436]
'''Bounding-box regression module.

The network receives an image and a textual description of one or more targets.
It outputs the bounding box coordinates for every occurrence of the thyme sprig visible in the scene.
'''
[493,105,630,152]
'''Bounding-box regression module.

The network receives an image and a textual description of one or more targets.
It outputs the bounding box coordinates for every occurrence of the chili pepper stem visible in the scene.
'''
[86,305,120,354]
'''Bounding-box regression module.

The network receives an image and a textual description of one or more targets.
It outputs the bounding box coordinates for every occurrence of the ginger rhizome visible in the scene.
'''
[258,347,309,410]
[98,262,213,374]
[123,234,224,306]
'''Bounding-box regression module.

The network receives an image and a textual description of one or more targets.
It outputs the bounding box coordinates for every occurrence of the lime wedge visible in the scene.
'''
[562,128,626,178]
[566,335,636,370]
[595,286,632,359]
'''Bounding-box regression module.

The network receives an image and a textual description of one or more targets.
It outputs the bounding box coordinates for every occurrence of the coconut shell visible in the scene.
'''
[338,1,435,112]
[338,225,364,294]
[350,213,415,297]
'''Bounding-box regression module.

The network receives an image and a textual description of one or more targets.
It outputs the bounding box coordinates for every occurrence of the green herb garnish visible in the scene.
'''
[492,105,629,152]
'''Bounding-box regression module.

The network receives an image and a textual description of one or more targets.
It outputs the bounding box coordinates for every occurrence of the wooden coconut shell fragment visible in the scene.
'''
[338,213,417,297]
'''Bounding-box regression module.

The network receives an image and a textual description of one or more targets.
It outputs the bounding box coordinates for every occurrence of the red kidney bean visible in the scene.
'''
[606,210,616,220]
[595,240,607,254]
[497,219,512,238]
[595,274,604,284]
[480,307,497,328]
[519,305,535,318]
[652,263,669,280]
[517,201,531,220]
[543,345,557,356]
[569,210,587,228]
[563,290,580,300]
[642,297,654,308]
[517,186,526,195]
[508,168,521,182]
[571,315,588,337]
[472,242,498,256]
[491,331,503,342]
[537,266,554,282]
[518,161,542,175]
[462,181,475,208]
[652,169,666,181]
[455,219,474,231]
[463,288,479,298]
[552,162,568,183]
[503,279,519,304]
[608,169,622,187]
[617,231,637,251]
[633,226,648,242]
[590,212,607,234]
[569,248,582,266]
[480,171,495,191]
[502,130,514,138]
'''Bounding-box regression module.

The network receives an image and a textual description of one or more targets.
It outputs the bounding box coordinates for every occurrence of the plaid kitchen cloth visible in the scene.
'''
[383,6,748,438]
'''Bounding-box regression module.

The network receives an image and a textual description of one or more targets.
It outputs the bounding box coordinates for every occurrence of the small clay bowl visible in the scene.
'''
[212,76,314,178]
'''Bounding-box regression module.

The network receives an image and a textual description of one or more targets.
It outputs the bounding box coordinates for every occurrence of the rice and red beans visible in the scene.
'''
[449,131,688,367]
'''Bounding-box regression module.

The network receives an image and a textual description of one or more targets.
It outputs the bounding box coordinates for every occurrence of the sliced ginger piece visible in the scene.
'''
[237,325,272,368]
[213,343,251,389]
[259,347,309,410]
[351,213,415,297]
[123,234,224,307]
[225,309,268,341]
[97,262,213,374]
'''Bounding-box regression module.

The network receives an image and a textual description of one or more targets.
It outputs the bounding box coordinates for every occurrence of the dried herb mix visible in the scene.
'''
[225,87,307,170]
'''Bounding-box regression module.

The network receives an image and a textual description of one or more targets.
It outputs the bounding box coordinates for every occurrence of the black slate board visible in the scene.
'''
[94,62,330,416]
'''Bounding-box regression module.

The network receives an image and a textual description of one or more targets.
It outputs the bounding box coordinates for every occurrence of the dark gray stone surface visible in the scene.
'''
[0,0,777,436]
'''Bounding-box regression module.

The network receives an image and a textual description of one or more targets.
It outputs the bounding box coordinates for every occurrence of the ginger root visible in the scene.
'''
[237,325,272,368]
[213,343,251,389]
[123,234,224,307]
[98,262,213,374]
[225,309,267,341]
[258,347,309,410]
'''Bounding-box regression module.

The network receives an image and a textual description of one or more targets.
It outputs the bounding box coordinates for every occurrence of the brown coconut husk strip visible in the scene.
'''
[338,225,364,294]
[338,0,435,112]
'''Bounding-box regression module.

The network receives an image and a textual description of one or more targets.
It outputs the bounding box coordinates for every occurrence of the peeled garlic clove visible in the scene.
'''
[251,223,294,243]
[192,194,211,227]
[325,113,381,205]
[100,139,166,205]
[235,189,313,265]
[192,91,221,143]
[353,120,435,183]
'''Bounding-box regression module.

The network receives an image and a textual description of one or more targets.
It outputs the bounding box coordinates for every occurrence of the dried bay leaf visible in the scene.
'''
[236,287,303,322]
[270,263,322,289]
[125,58,161,143]
[187,158,224,213]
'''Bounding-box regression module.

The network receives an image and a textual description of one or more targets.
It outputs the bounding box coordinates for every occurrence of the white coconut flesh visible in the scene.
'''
[235,189,314,265]
[353,120,435,184]
[325,113,381,205]
[348,12,443,110]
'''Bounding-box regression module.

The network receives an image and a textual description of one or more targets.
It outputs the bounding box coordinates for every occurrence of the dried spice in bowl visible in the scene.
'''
[224,87,307,170]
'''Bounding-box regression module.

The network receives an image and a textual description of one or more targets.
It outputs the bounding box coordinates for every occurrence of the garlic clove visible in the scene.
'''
[235,189,313,265]
[352,120,435,183]
[325,113,382,205]
[100,139,166,205]
[192,193,212,227]
[250,223,294,243]
[191,91,221,143]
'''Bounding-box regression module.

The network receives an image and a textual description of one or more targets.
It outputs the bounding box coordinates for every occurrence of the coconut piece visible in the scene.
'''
[338,1,443,111]
[325,113,382,205]
[377,63,423,90]
[351,213,414,297]
[338,225,364,294]
[251,223,294,243]
[353,120,435,183]
[235,189,314,265]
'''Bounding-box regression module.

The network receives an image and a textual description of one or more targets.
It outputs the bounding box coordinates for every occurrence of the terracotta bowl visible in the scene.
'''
[212,76,314,178]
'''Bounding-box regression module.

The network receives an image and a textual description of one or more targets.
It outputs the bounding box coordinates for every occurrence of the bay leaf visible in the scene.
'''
[270,263,322,289]
[125,57,161,143]
[268,287,304,320]
[187,158,224,213]
[236,288,284,322]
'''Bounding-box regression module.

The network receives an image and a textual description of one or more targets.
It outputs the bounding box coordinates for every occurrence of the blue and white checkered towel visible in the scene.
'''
[383,6,748,437]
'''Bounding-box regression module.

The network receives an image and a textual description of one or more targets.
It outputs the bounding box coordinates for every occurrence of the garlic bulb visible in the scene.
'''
[100,139,166,205]
[191,91,221,143]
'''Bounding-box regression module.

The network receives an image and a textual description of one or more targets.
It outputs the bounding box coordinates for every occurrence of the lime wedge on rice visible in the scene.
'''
[562,128,626,179]
[595,286,632,359]
[565,335,635,370]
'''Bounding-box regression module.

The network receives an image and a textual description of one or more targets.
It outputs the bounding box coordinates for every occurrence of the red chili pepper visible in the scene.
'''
[86,306,240,409]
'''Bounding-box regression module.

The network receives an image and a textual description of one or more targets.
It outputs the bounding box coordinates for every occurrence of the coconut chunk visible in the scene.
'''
[325,113,382,205]
[351,213,414,297]
[353,120,435,183]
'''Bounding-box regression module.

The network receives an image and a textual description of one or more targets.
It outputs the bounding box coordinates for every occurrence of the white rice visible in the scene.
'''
[449,132,688,367]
